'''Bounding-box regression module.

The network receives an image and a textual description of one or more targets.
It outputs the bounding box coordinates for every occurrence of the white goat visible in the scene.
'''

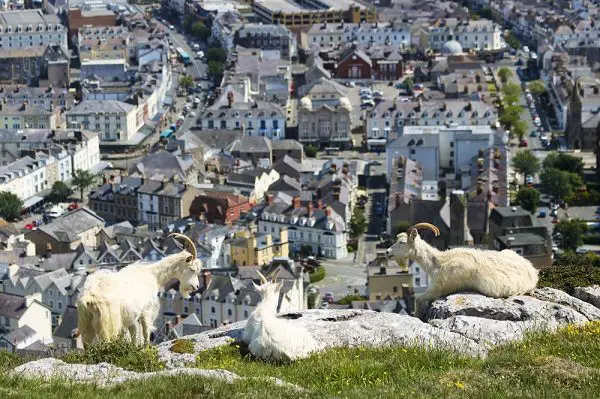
[77,233,202,347]
[386,223,539,309]
[243,270,320,363]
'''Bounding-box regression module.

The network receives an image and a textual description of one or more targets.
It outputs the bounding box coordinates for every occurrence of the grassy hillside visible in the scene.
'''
[1,322,600,398]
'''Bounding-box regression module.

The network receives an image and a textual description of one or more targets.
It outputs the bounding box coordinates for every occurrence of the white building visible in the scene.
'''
[0,10,67,51]
[66,101,140,142]
[211,10,244,53]
[426,19,504,52]
[386,125,496,181]
[307,21,411,50]
[0,155,52,202]
[366,99,497,150]
[258,197,347,259]
[200,97,286,139]
[0,292,53,347]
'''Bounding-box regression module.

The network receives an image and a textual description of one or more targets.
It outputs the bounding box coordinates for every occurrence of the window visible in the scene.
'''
[415,277,421,286]
[184,306,188,313]
[211,306,216,313]
[58,302,62,310]
[49,300,54,308]
[4,317,8,326]
[49,289,53,296]
[244,310,248,318]
[260,120,266,129]
[227,309,232,316]
[393,286,398,293]
[415,266,419,273]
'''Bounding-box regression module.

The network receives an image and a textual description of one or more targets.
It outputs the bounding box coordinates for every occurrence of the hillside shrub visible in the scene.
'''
[538,253,600,294]
[170,339,195,354]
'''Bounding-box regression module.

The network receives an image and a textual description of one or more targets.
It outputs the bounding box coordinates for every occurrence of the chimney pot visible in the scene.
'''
[267,194,274,205]
[293,196,301,208]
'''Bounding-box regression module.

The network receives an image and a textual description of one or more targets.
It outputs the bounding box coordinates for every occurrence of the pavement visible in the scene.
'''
[313,257,368,301]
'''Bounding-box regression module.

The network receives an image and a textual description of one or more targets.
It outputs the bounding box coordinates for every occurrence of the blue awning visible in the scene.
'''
[160,129,174,139]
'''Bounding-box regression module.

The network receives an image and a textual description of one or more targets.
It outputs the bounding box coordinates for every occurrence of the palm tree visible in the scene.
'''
[72,169,97,202]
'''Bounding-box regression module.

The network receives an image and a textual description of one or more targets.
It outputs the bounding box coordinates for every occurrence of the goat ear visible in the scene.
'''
[185,255,193,263]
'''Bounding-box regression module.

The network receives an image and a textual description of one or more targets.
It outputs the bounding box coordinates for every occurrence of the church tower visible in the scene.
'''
[566,78,583,149]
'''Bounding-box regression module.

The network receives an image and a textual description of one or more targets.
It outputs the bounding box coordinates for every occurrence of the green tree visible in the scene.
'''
[538,252,600,294]
[179,75,194,90]
[554,219,588,251]
[191,21,210,42]
[528,80,547,96]
[512,119,528,141]
[207,60,224,77]
[478,7,493,20]
[515,187,541,213]
[403,76,414,94]
[499,104,523,129]
[0,191,23,221]
[498,67,513,84]
[48,181,71,203]
[206,47,227,63]
[543,152,584,174]
[72,169,96,202]
[502,82,521,104]
[350,207,367,237]
[540,168,581,199]
[183,15,194,32]
[512,150,540,179]
[506,32,521,49]
[304,145,318,158]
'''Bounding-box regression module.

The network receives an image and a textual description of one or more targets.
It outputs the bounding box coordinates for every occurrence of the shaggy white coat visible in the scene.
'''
[387,231,539,306]
[77,252,201,347]
[243,279,319,363]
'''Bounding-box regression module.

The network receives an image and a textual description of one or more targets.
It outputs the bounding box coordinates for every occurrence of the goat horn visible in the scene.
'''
[270,269,280,283]
[168,233,197,259]
[408,223,440,236]
[256,270,268,284]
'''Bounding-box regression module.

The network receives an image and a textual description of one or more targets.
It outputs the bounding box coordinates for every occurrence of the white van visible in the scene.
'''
[192,43,200,51]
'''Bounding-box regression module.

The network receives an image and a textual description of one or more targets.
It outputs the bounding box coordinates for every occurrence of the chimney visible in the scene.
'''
[165,321,172,333]
[267,194,274,205]
[308,202,314,216]
[202,270,212,288]
[293,196,301,208]
[227,91,234,108]
[176,314,182,324]
[325,206,332,217]
[333,192,340,201]
[379,266,386,275]
[55,315,62,327]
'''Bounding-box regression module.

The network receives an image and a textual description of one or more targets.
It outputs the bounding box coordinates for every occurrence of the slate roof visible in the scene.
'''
[52,306,79,340]
[231,136,272,154]
[132,151,194,181]
[33,208,104,243]
[1,325,37,345]
[0,292,34,319]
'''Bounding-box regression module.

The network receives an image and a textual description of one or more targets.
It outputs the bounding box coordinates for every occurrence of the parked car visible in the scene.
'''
[530,131,537,137]
[346,81,356,87]
[24,223,35,230]
[46,206,64,219]
[67,203,79,212]
[519,140,528,148]
[538,211,546,218]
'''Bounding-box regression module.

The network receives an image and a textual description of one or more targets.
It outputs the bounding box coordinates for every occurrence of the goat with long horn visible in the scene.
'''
[386,222,538,315]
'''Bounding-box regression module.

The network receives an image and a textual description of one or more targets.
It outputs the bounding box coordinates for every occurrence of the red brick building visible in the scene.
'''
[67,9,117,39]
[335,47,372,79]
[189,192,253,224]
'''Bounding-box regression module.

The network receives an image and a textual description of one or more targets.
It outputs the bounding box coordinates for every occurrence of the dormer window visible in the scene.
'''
[300,217,307,225]
[326,220,334,230]
[422,111,428,118]
[447,111,453,117]
[47,24,52,31]
[16,25,22,32]
[292,216,298,224]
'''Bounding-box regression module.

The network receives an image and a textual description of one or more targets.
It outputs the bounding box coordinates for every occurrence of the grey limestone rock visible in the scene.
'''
[572,285,600,310]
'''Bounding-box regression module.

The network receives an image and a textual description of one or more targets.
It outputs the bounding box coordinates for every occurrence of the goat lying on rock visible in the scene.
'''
[243,270,320,363]
[78,233,202,347]
[386,223,539,311]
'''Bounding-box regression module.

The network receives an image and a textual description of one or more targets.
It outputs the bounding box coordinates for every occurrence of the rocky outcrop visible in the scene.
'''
[10,285,600,386]
[10,358,304,390]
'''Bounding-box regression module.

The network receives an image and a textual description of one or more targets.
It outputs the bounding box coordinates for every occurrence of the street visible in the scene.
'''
[313,258,367,301]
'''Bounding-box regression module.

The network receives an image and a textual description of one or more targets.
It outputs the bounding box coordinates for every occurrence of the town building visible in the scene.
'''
[252,0,376,29]
[0,292,52,350]
[298,77,352,149]
[489,206,552,268]
[0,10,68,51]
[229,229,288,266]
[199,93,286,140]
[367,254,413,301]
[334,45,404,81]
[226,168,279,200]
[366,99,497,150]
[88,176,143,223]
[386,125,496,181]
[0,101,58,130]
[258,196,347,259]
[565,77,600,150]
[306,21,411,50]
[189,192,253,225]
[25,208,105,255]
[424,18,505,53]
[235,24,295,59]
[67,8,117,38]
[137,180,201,232]
[0,44,70,86]
[66,100,140,143]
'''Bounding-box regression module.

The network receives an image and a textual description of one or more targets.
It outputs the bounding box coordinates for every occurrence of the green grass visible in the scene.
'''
[170,339,195,354]
[309,266,326,283]
[1,323,600,398]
